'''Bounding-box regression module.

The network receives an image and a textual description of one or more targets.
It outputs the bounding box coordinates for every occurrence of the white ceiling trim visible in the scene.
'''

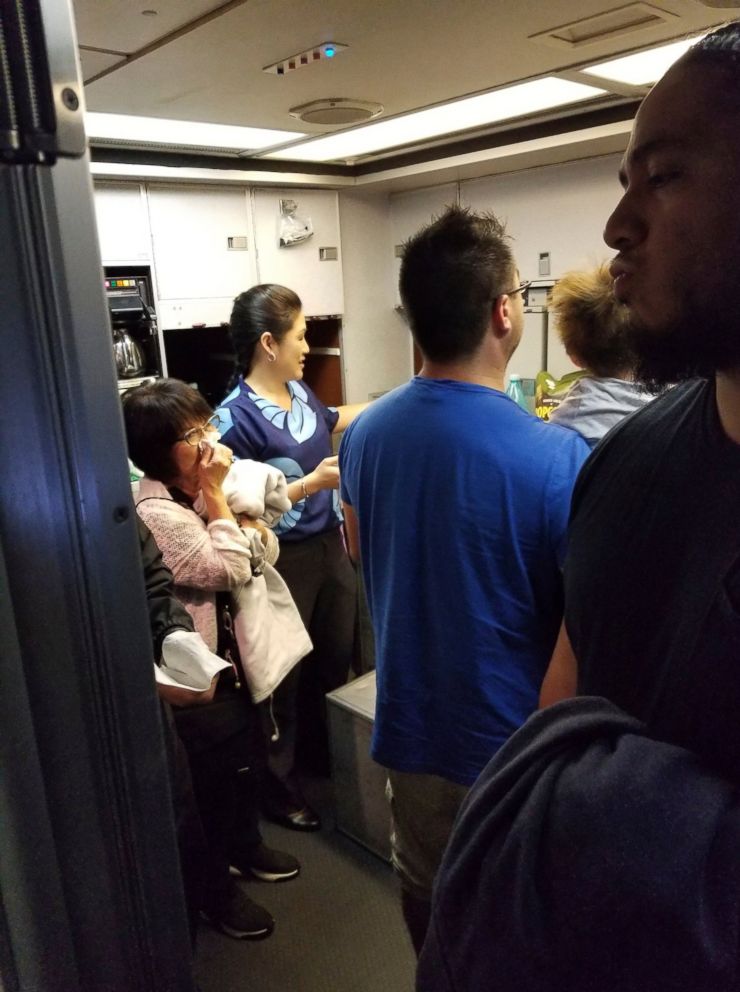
[354,119,634,187]
[88,117,633,193]
[89,161,355,188]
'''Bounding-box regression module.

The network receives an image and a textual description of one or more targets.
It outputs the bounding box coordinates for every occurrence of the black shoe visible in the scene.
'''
[201,884,275,940]
[231,843,301,882]
[263,801,322,832]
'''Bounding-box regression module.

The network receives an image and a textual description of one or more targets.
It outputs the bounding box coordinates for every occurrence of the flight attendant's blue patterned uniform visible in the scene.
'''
[217,377,342,540]
[215,376,356,786]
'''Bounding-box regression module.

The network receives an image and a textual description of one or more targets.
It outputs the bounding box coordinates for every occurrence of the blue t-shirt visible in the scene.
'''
[339,377,590,785]
[216,377,341,542]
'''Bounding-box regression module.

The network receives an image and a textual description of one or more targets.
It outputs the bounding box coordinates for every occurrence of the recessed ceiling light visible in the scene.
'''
[581,33,705,85]
[84,112,305,152]
[263,77,606,163]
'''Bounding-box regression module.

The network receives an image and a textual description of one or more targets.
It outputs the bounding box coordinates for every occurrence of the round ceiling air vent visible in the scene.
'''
[288,99,383,126]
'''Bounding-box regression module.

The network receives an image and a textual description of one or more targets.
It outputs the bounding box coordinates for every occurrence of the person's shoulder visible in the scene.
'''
[628,378,701,416]
[570,380,707,513]
[595,379,705,449]
[495,416,590,505]
[542,416,591,447]
[215,379,247,412]
[536,420,592,490]
[340,384,409,452]
[517,409,592,457]
[135,477,170,505]
[215,381,255,437]
[354,382,411,421]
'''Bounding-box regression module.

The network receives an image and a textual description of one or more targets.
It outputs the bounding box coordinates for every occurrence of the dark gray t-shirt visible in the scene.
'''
[566,378,740,780]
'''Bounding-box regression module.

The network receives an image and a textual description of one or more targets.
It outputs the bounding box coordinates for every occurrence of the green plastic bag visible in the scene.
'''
[535,369,585,421]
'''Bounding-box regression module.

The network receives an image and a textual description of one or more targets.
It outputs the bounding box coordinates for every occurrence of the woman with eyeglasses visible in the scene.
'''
[122,377,301,942]
[214,284,369,834]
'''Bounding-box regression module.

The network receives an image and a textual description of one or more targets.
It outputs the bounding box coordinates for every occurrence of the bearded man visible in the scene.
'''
[539,23,740,782]
[418,23,740,992]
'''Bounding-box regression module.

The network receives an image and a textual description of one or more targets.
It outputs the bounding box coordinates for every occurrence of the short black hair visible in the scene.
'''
[399,204,515,362]
[683,22,740,109]
[122,378,212,483]
[688,21,740,64]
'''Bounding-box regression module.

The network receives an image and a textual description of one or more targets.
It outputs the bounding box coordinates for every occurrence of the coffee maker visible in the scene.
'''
[104,266,165,390]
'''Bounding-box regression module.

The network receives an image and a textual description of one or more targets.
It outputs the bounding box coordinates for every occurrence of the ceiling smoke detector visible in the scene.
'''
[289,99,384,126]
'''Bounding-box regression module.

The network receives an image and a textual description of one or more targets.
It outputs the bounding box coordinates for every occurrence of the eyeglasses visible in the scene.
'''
[178,413,222,446]
[499,280,532,306]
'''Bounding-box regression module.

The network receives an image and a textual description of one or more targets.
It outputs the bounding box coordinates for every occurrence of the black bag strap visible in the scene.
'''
[215,591,247,692]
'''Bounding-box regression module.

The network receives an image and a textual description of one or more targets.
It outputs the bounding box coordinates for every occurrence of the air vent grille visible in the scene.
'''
[529,3,678,49]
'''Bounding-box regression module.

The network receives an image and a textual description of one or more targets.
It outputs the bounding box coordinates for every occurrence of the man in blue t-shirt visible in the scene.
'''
[338,205,589,954]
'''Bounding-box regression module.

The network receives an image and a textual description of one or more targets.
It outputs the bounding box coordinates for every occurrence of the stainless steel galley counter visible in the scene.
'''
[327,670,392,862]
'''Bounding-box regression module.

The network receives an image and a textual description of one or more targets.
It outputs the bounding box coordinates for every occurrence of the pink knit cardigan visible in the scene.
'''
[134,477,278,651]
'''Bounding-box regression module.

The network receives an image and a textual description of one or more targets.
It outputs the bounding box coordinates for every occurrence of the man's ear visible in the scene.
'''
[491,294,513,339]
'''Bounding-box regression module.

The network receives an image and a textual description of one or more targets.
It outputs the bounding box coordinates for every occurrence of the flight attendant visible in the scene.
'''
[216,284,367,831]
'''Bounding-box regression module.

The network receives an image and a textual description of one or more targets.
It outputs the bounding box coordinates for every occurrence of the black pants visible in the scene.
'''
[161,701,207,945]
[175,686,264,910]
[267,527,357,788]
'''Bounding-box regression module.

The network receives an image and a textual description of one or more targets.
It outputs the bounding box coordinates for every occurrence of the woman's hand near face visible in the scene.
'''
[198,441,233,492]
[198,441,234,521]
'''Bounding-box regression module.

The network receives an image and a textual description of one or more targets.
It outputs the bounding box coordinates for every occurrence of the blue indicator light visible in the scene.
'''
[325,46,335,57]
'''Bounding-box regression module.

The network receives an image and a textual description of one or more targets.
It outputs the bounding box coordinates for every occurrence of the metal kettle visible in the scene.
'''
[112,326,146,378]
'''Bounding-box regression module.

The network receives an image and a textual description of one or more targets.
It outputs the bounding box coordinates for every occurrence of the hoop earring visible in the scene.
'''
[267,352,276,363]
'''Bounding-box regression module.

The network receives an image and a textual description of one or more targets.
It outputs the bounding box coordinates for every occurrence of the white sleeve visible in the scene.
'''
[156,630,231,690]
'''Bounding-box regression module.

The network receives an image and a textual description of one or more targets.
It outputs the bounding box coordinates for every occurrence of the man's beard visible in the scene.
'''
[625,297,740,393]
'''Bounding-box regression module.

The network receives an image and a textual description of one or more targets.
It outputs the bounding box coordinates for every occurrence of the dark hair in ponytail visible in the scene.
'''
[227,284,302,391]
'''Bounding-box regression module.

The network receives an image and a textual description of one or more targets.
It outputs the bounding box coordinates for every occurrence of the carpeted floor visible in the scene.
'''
[194,778,417,992]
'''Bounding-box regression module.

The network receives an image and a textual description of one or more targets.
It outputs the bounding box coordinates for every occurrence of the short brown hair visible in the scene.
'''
[550,264,635,378]
[400,205,515,362]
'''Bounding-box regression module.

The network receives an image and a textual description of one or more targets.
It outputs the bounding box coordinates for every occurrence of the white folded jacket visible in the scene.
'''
[222,459,292,527]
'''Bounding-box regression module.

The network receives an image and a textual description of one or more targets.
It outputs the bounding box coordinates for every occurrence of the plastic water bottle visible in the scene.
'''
[506,374,529,411]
